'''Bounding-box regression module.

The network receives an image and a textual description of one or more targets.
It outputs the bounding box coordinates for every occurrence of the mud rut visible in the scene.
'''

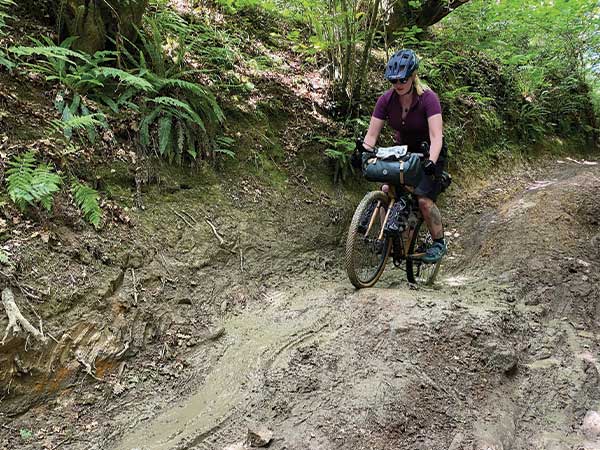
[3,162,600,450]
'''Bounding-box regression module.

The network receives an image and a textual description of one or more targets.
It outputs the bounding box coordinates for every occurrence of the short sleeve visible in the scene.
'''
[423,90,442,118]
[372,93,389,120]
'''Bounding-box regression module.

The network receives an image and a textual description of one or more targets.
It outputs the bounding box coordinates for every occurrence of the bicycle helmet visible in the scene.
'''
[385,49,419,81]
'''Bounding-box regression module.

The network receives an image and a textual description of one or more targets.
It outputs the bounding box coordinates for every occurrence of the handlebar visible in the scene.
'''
[355,138,430,159]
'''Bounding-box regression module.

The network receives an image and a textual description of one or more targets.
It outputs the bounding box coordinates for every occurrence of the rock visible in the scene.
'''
[485,342,518,375]
[246,426,273,447]
[582,410,600,440]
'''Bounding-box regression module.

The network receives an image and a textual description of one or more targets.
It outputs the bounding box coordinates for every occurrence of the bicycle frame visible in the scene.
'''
[375,184,423,264]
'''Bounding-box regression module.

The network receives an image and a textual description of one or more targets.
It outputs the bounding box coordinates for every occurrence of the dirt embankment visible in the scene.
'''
[2,158,600,450]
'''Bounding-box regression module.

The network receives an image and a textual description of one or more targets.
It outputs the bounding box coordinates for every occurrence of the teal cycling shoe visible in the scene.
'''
[421,241,447,264]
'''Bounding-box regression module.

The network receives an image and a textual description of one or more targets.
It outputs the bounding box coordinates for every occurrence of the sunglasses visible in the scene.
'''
[389,78,410,85]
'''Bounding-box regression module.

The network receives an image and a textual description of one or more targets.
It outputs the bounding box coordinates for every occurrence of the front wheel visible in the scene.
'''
[406,219,442,286]
[345,191,391,289]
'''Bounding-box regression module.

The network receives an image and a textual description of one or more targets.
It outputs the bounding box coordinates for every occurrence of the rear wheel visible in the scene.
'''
[345,191,391,289]
[406,219,442,285]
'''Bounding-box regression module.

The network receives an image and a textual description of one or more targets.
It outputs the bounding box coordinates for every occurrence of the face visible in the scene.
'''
[390,73,415,95]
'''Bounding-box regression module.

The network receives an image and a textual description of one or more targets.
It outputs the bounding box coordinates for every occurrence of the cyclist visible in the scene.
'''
[362,49,447,264]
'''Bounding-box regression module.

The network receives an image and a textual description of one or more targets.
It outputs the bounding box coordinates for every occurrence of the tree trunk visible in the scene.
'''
[55,0,148,53]
[351,0,381,116]
[386,0,470,40]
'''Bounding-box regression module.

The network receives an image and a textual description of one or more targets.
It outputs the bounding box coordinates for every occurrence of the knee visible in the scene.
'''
[418,197,433,213]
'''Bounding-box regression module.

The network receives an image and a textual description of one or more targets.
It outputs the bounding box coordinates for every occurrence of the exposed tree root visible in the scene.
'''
[1,288,47,345]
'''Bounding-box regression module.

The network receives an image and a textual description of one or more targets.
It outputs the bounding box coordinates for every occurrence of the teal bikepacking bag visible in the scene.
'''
[362,148,423,187]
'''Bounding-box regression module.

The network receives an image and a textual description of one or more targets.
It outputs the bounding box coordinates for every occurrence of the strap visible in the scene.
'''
[399,161,404,185]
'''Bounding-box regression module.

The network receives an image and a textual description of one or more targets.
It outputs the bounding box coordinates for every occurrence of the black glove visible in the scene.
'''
[350,151,362,169]
[355,138,366,153]
[423,159,436,176]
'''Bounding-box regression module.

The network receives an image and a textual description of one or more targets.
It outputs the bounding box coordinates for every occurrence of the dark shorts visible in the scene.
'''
[414,157,447,202]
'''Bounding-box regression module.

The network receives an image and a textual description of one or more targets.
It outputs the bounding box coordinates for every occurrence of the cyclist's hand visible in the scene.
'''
[350,151,362,169]
[355,138,367,153]
[423,159,436,176]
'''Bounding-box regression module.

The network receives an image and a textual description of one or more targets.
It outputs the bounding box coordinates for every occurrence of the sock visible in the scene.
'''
[434,237,445,245]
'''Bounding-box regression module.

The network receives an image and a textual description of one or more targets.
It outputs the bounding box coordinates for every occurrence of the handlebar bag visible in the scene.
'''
[362,153,423,187]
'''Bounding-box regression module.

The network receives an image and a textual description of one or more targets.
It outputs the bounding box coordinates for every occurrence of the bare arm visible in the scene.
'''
[364,116,385,150]
[427,113,443,163]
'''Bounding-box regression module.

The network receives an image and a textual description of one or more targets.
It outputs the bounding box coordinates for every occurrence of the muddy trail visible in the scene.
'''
[2,159,600,450]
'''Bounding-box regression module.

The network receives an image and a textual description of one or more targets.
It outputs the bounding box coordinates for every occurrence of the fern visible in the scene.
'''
[6,151,36,209]
[50,114,104,133]
[150,96,206,131]
[6,151,62,211]
[71,182,102,228]
[158,116,173,156]
[214,136,236,159]
[95,67,155,92]
[30,165,62,210]
[9,44,85,64]
[0,0,15,37]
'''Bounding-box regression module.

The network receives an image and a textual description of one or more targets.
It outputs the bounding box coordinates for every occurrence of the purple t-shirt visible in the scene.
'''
[372,89,442,150]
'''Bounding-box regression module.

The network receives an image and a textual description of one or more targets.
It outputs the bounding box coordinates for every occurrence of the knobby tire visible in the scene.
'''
[345,191,391,289]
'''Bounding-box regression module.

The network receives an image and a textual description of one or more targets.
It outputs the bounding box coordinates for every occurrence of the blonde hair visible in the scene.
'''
[414,74,430,96]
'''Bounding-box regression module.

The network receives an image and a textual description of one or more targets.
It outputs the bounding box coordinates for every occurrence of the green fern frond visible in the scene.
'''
[150,96,205,131]
[159,78,224,122]
[6,151,35,208]
[215,136,236,159]
[50,114,104,138]
[30,164,61,211]
[159,78,208,97]
[158,116,172,156]
[0,0,15,37]
[9,45,84,63]
[95,67,155,92]
[6,152,62,211]
[0,51,14,69]
[71,181,102,228]
[140,106,162,146]
[184,126,196,159]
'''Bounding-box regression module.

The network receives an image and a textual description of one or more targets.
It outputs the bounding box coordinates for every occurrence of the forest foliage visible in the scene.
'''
[0,0,599,227]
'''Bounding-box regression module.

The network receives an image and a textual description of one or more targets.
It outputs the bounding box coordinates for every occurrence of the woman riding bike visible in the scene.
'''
[363,49,447,264]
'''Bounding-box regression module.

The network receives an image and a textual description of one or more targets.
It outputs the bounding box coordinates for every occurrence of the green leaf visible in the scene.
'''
[158,116,172,155]
[6,152,62,211]
[71,181,102,228]
[150,96,206,131]
[95,67,155,92]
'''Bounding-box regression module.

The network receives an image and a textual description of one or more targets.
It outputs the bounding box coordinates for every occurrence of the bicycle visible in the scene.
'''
[344,142,450,289]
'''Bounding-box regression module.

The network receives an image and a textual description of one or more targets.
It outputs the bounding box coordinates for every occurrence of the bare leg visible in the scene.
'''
[417,196,444,239]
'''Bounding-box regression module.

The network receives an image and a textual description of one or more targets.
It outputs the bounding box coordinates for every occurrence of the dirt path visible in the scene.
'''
[3,160,600,450]
[110,161,600,450]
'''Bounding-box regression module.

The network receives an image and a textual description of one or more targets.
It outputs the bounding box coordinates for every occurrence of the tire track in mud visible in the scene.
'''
[187,319,333,450]
[115,287,340,450]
